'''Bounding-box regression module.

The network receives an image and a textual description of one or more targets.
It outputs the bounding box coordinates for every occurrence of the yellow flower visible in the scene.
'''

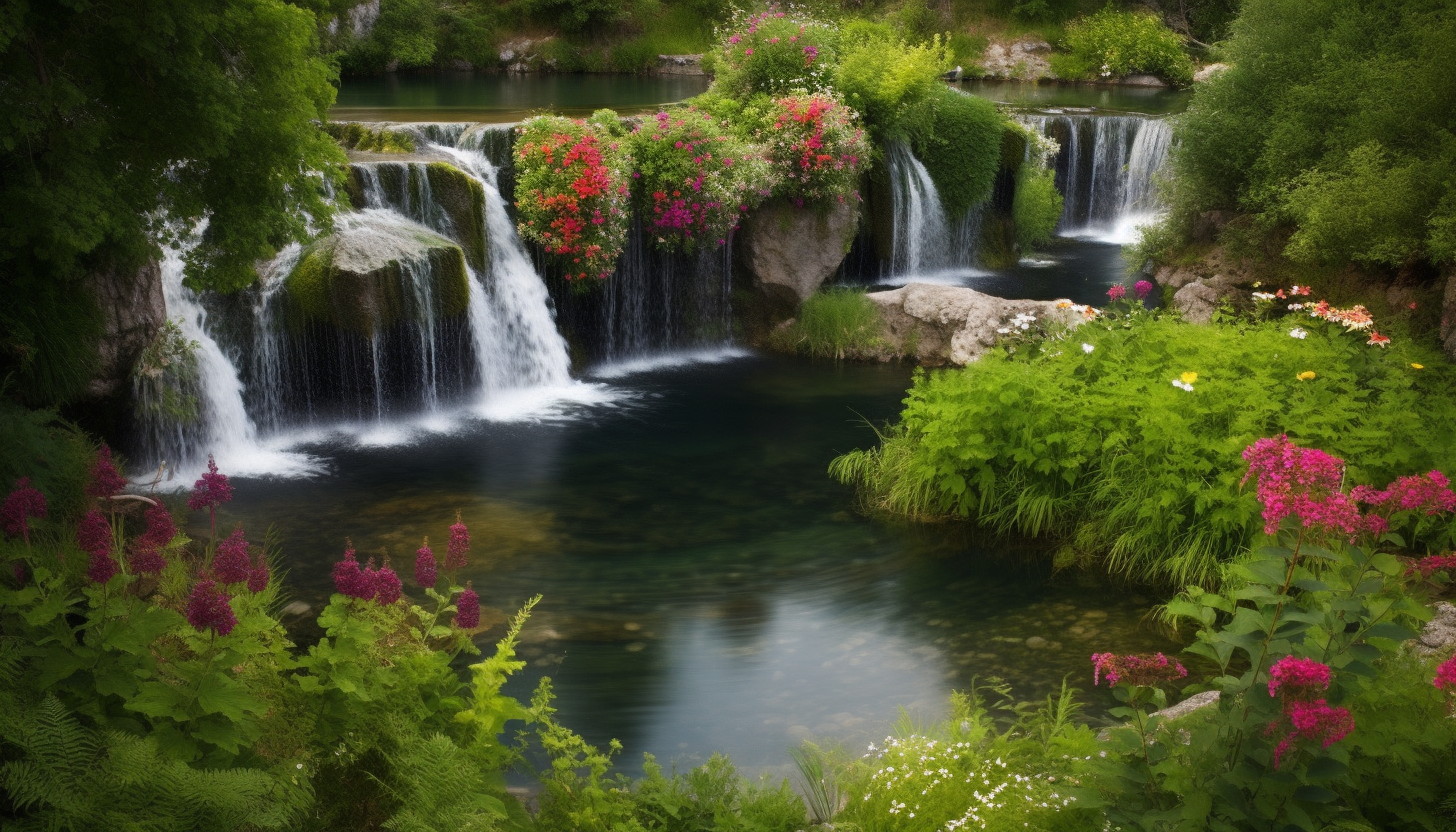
[1411,363,1424,369]
[1297,371,1316,380]
[1180,372,1198,384]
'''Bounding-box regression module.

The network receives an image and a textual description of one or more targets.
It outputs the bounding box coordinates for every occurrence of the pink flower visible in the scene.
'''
[76,510,111,559]
[128,546,167,576]
[186,575,237,636]
[455,582,480,629]
[1435,656,1456,692]
[135,504,177,552]
[87,551,120,585]
[1268,656,1331,700]
[1092,652,1187,687]
[373,561,402,605]
[332,545,366,599]
[1409,553,1456,578]
[1134,280,1154,299]
[1107,285,1127,301]
[415,539,437,588]
[447,516,470,571]
[1,478,47,545]
[247,554,270,593]
[1270,699,1354,769]
[1241,436,1363,537]
[1353,471,1456,516]
[212,527,251,584]
[187,455,233,512]
[85,445,127,499]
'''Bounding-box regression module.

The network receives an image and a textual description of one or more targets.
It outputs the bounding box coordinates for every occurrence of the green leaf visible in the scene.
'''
[1304,756,1346,781]
[127,681,188,720]
[195,674,267,721]
[1363,622,1416,642]
[1293,785,1338,803]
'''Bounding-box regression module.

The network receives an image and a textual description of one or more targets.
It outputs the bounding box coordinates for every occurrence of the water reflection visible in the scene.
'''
[333,72,711,122]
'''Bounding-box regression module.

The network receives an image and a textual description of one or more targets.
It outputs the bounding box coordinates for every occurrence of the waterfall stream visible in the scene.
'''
[877,142,985,283]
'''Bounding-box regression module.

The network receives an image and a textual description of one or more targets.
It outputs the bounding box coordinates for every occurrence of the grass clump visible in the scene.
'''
[830,307,1456,587]
[775,289,885,359]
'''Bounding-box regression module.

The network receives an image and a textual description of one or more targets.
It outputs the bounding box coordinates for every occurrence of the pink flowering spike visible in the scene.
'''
[455,582,480,629]
[1410,554,1456,578]
[374,561,402,605]
[76,510,112,559]
[332,545,363,598]
[1,478,47,545]
[85,445,128,500]
[186,575,237,636]
[136,504,177,552]
[188,455,233,512]
[360,558,379,601]
[212,527,251,585]
[87,552,120,585]
[1106,285,1126,301]
[447,514,470,571]
[1241,436,1361,537]
[1090,652,1186,687]
[247,554,270,593]
[414,538,437,589]
[128,546,167,576]
[1435,656,1456,692]
[1268,656,1332,701]
[1134,280,1154,300]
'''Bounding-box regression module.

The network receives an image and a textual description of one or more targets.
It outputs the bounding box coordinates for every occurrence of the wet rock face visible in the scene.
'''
[738,198,858,311]
[285,214,470,337]
[84,260,166,399]
[344,160,488,271]
[865,283,1087,366]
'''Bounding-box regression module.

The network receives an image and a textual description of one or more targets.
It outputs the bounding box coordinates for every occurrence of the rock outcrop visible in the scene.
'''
[344,160,487,270]
[1194,62,1230,83]
[1442,268,1456,361]
[285,213,470,337]
[865,283,1088,366]
[655,54,705,75]
[978,39,1053,80]
[1152,246,1257,324]
[83,260,166,399]
[738,198,858,311]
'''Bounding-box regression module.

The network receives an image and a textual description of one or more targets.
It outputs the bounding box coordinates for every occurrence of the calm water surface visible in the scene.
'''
[957,78,1192,115]
[332,72,711,122]
[223,354,1176,775]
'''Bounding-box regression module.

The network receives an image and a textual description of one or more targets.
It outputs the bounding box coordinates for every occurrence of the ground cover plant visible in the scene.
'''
[771,288,886,359]
[1046,7,1194,85]
[831,291,1456,587]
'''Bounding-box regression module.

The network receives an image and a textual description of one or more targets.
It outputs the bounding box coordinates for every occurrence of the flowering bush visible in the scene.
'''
[709,7,836,99]
[628,108,775,252]
[514,113,632,282]
[761,94,868,206]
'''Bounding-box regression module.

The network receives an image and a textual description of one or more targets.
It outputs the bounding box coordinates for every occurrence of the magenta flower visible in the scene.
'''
[332,545,365,598]
[1410,554,1456,578]
[186,575,237,636]
[1,478,47,545]
[87,551,120,585]
[85,445,128,500]
[1435,656,1456,692]
[77,510,111,559]
[359,558,380,602]
[247,554,270,593]
[129,546,167,576]
[1352,471,1456,516]
[212,527,251,585]
[1241,436,1363,537]
[1134,279,1154,300]
[187,455,233,512]
[135,503,177,552]
[1270,699,1354,769]
[1092,651,1187,687]
[455,582,480,629]
[1106,285,1127,301]
[414,539,437,589]
[374,561,402,605]
[1268,656,1331,700]
[447,515,470,571]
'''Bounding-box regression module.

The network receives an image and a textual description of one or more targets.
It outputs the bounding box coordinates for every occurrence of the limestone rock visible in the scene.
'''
[1121,74,1170,88]
[1415,601,1456,656]
[285,213,470,337]
[1194,62,1230,83]
[1153,246,1256,324]
[655,54,705,76]
[344,161,487,270]
[83,260,166,399]
[738,198,858,308]
[979,39,1053,80]
[866,283,1088,366]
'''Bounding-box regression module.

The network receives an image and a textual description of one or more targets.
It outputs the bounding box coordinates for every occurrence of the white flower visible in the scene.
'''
[996,327,1010,334]
[1082,343,1095,353]
[1172,380,1194,392]
[1287,303,1305,310]
[1289,327,1308,339]
[1252,291,1276,301]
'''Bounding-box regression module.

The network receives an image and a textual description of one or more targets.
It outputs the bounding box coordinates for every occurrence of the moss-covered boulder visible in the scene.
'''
[342,161,488,271]
[286,215,470,337]
[425,162,487,270]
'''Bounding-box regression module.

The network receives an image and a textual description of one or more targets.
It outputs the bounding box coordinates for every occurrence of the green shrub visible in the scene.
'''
[339,0,438,73]
[709,8,838,99]
[1013,161,1063,250]
[760,94,869,206]
[1048,8,1194,86]
[830,306,1456,587]
[773,288,884,359]
[910,85,1004,217]
[834,22,948,140]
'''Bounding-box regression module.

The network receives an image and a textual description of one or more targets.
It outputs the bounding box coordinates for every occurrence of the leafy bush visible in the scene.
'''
[627,108,775,252]
[830,303,1456,587]
[834,21,948,141]
[339,0,439,73]
[513,113,632,282]
[709,8,838,99]
[1048,8,1194,85]
[772,288,885,359]
[911,85,1004,217]
[1013,162,1063,250]
[760,94,869,206]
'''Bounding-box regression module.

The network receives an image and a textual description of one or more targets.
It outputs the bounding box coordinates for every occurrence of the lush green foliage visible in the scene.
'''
[627,109,774,252]
[834,22,949,141]
[709,8,839,99]
[326,122,418,154]
[911,86,1004,217]
[1013,162,1064,250]
[1159,0,1456,268]
[513,113,633,281]
[0,0,344,406]
[831,306,1456,587]
[759,95,870,206]
[772,288,885,359]
[1047,8,1194,85]
[1091,462,1456,831]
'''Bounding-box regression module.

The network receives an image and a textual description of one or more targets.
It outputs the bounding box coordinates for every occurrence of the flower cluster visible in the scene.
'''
[213,528,252,584]
[1133,280,1154,300]
[1,478,47,545]
[1241,435,1365,537]
[1409,553,1456,578]
[712,7,836,97]
[456,581,480,629]
[629,109,774,252]
[1171,371,1198,392]
[1352,471,1456,516]
[186,575,237,637]
[1054,300,1101,321]
[128,504,176,575]
[1267,655,1331,700]
[188,455,233,513]
[514,115,631,281]
[1091,652,1187,687]
[761,94,867,206]
[1262,656,1353,769]
[415,538,437,589]
[1253,286,1392,347]
[85,445,128,499]
[1106,285,1126,301]
[77,510,120,585]
[1435,656,1456,693]
[447,514,470,571]
[331,545,402,605]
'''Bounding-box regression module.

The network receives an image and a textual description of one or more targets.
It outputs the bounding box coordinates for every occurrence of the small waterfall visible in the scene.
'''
[1020,113,1173,243]
[868,142,984,282]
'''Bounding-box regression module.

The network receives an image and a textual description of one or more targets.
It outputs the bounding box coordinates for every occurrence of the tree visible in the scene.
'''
[0,0,346,404]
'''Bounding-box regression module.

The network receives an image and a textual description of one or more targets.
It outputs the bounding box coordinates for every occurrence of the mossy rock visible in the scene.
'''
[425,162,488,271]
[286,216,470,337]
[999,127,1028,172]
[979,212,1019,269]
[325,122,416,153]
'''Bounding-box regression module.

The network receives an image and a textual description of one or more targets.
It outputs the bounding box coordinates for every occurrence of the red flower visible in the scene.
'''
[77,510,111,559]
[455,582,480,629]
[447,516,470,571]
[247,554,270,593]
[212,527,252,585]
[86,445,128,499]
[415,538,437,588]
[1,478,47,545]
[1091,652,1187,687]
[188,455,233,512]
[186,576,237,636]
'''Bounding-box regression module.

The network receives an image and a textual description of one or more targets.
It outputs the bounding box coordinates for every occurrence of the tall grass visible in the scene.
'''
[773,288,886,360]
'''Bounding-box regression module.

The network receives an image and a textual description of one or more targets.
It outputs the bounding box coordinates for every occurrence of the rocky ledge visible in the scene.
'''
[864,283,1089,366]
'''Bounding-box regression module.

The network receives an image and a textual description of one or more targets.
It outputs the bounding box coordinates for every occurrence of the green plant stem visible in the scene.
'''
[1227,527,1305,769]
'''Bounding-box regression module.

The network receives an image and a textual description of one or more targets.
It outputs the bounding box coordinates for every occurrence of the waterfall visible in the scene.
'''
[875,142,984,283]
[1019,114,1173,244]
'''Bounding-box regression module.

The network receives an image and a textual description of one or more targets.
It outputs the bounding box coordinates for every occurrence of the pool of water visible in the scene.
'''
[331,72,711,122]
[217,353,1177,776]
[958,79,1192,115]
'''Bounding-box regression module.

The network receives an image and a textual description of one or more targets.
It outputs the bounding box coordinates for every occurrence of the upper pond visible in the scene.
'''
[220,354,1178,777]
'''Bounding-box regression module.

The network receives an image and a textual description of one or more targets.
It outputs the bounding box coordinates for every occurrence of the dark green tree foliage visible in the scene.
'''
[911,86,1003,218]
[0,0,345,404]
[1169,0,1456,267]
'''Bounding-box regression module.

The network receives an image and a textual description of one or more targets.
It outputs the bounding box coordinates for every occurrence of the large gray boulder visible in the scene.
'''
[738,198,858,308]
[1153,246,1256,324]
[83,260,166,398]
[866,283,1089,366]
[285,212,470,337]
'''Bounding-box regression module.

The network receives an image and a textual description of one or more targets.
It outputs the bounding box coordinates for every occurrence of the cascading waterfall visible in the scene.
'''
[1019,113,1173,243]
[877,142,984,281]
